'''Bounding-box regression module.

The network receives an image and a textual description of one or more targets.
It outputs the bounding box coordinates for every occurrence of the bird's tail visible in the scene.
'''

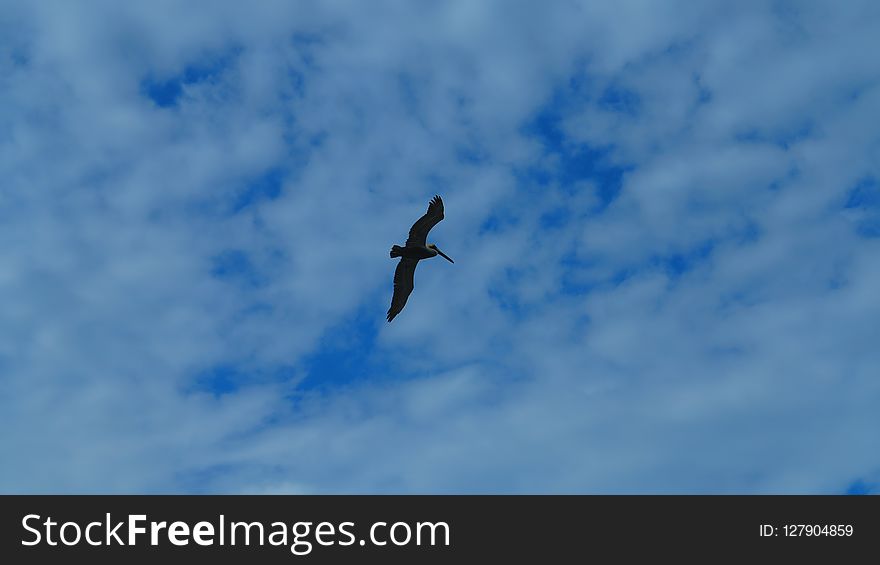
[390,245,404,258]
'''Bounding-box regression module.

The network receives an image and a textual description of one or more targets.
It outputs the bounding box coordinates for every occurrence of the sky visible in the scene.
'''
[1,0,878,494]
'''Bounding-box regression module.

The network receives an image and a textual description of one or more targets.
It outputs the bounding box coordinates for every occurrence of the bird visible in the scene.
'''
[387,195,454,322]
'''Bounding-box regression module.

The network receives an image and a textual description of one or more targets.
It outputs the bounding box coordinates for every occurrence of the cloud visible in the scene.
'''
[1,0,878,493]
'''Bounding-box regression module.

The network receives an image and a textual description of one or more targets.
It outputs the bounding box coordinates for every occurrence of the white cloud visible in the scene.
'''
[1,0,878,493]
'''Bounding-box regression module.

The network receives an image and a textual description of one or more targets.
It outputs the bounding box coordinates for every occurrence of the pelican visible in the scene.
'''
[387,195,454,322]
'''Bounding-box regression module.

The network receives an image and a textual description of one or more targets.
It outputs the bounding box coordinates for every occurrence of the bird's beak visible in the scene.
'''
[436,248,454,263]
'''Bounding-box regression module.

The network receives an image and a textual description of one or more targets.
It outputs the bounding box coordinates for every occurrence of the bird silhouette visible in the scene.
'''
[387,195,454,322]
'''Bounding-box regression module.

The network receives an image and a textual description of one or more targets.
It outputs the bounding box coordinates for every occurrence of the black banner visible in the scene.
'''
[2,495,876,562]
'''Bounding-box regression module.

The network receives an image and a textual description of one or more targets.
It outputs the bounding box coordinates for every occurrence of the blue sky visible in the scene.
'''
[1,0,879,493]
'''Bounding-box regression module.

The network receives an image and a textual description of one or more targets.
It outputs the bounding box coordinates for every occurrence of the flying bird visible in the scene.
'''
[387,195,454,322]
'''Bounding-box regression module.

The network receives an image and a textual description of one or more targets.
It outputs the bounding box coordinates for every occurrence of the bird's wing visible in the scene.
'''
[405,195,445,247]
[387,258,418,322]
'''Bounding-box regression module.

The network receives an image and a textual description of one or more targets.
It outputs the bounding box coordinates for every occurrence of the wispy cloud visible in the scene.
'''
[1,0,878,493]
